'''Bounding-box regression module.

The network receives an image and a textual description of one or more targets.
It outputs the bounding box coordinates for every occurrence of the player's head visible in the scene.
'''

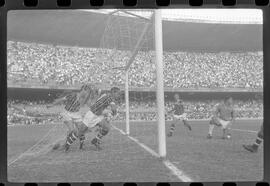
[224,96,233,105]
[174,93,180,101]
[110,87,121,100]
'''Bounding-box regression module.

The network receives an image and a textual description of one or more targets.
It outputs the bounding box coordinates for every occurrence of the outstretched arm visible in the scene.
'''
[214,105,220,118]
[231,109,236,122]
[110,102,117,116]
[47,97,66,108]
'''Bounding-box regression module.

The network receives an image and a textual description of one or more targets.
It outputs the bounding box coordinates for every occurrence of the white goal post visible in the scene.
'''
[123,10,166,157]
[154,9,166,158]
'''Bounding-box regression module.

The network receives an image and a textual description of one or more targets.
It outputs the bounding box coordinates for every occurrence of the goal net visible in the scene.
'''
[95,9,166,158]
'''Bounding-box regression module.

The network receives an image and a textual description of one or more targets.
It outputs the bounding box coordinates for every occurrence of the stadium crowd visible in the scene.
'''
[7,41,263,89]
[7,98,263,125]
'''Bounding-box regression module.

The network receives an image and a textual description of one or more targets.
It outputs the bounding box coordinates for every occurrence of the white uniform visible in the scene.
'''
[82,110,104,128]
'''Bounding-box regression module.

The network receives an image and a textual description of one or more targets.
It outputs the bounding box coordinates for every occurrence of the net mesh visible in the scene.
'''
[96,10,160,159]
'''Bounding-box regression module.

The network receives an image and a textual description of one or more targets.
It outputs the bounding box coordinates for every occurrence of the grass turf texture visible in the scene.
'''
[8,119,263,182]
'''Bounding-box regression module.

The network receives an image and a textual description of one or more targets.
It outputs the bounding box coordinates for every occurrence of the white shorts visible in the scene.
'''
[173,113,188,121]
[216,118,232,129]
[82,110,104,128]
[61,110,82,122]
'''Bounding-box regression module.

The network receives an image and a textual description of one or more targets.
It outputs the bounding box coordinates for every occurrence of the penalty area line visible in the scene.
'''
[8,125,57,167]
[111,125,193,182]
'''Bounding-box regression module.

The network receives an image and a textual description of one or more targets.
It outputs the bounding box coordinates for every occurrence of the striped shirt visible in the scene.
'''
[90,94,114,116]
[64,93,81,112]
[173,101,185,115]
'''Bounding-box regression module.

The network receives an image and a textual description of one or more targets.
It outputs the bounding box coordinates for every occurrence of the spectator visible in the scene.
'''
[7,41,263,89]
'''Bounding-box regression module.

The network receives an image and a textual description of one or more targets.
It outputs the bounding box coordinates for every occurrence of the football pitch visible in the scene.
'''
[8,119,263,182]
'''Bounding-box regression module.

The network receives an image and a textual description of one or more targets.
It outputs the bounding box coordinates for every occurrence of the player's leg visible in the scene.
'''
[243,124,263,153]
[207,116,220,139]
[182,113,192,131]
[51,112,75,151]
[65,128,78,151]
[64,113,83,151]
[167,116,178,137]
[221,121,232,139]
[222,128,227,139]
[207,117,215,139]
[77,110,102,150]
[77,122,89,150]
[91,119,110,150]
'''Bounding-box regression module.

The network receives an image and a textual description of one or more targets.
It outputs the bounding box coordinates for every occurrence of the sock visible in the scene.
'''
[208,124,214,136]
[92,135,101,145]
[183,120,191,129]
[66,130,78,146]
[222,128,227,137]
[169,123,176,134]
[92,126,109,144]
[79,134,86,145]
[253,136,263,149]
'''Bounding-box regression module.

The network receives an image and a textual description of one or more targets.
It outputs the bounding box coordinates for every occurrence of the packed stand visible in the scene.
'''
[7,41,263,89]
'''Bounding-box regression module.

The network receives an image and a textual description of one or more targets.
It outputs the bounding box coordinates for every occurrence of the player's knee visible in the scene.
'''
[258,130,263,139]
[100,123,110,136]
[78,123,88,134]
[210,117,220,126]
[79,134,86,141]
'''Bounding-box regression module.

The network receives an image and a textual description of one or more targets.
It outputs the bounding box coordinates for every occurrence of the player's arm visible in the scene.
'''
[47,96,66,108]
[231,109,236,123]
[110,102,117,116]
[168,104,176,114]
[214,104,220,118]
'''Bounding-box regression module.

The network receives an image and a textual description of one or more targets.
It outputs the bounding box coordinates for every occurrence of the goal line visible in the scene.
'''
[111,124,193,182]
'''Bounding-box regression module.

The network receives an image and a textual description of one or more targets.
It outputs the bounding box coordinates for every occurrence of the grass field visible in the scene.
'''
[8,119,263,182]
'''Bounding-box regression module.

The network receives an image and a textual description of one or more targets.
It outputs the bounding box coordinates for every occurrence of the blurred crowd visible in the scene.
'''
[7,99,59,125]
[7,98,263,125]
[7,41,263,89]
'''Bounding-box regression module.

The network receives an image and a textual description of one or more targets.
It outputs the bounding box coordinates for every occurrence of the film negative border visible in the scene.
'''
[0,0,269,8]
[0,0,269,186]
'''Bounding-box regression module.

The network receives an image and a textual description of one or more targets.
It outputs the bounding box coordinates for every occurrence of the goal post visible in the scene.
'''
[125,70,130,135]
[154,9,166,158]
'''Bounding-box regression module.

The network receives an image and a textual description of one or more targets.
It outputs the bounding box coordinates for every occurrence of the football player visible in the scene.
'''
[207,96,236,139]
[243,123,263,153]
[64,87,121,151]
[167,93,192,137]
[47,84,94,134]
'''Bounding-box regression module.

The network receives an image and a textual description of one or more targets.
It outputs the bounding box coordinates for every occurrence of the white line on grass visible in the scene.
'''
[8,125,57,167]
[111,125,193,182]
[231,128,257,133]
